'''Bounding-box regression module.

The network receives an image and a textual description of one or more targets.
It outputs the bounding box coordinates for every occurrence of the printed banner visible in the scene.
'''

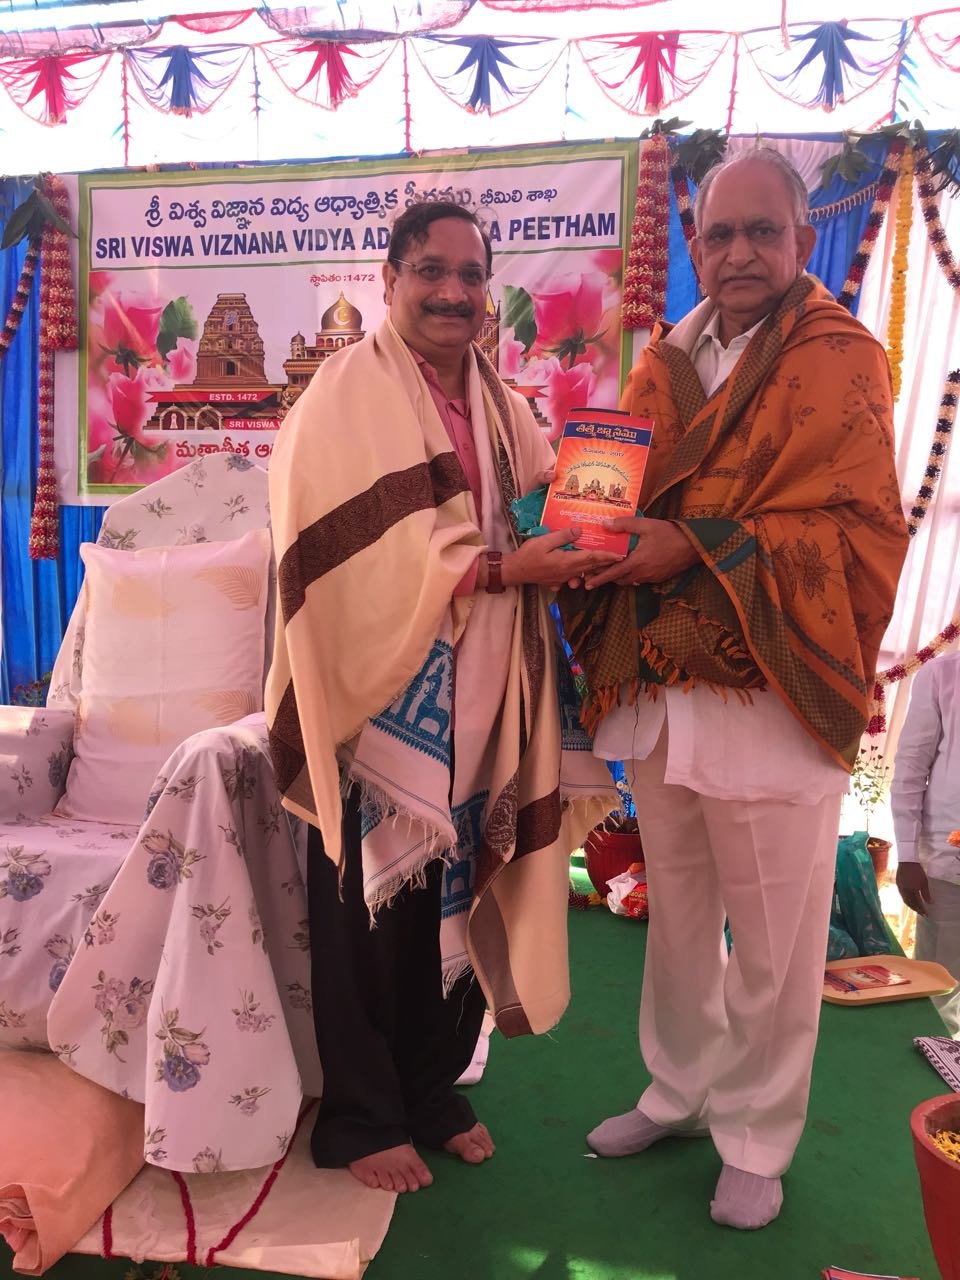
[75,142,635,498]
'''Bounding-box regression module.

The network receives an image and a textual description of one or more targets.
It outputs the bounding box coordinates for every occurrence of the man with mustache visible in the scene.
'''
[559,149,907,1229]
[267,200,617,1194]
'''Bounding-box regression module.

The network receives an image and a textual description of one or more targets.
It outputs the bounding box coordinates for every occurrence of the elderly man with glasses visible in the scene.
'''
[558,148,908,1229]
[266,199,618,1194]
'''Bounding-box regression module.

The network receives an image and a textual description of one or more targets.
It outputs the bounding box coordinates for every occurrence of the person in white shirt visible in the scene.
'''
[558,147,908,1230]
[892,652,960,1037]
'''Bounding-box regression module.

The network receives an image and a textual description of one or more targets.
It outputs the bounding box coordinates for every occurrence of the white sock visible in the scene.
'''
[710,1164,783,1230]
[586,1108,675,1157]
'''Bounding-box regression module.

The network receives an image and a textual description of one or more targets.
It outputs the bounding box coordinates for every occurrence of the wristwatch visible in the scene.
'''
[485,550,505,593]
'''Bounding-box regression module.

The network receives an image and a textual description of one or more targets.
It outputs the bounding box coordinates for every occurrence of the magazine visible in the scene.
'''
[540,407,653,554]
[823,964,911,995]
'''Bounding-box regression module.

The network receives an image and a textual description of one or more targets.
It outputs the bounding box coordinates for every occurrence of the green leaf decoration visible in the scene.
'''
[1,192,40,249]
[675,128,727,184]
[639,116,691,138]
[32,190,73,237]
[503,284,537,353]
[157,296,198,362]
[922,129,960,197]
[0,186,74,249]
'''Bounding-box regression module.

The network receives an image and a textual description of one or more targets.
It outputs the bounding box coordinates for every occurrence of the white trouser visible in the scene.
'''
[627,729,841,1178]
[914,877,960,1038]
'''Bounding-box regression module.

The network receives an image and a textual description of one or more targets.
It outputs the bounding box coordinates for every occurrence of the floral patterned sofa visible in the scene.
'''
[0,455,323,1172]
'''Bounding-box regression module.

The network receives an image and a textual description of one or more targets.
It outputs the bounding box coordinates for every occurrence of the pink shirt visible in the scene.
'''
[415,352,482,596]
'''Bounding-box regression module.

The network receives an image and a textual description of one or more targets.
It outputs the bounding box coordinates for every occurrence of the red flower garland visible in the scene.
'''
[836,138,904,312]
[868,617,960,735]
[670,154,696,251]
[906,368,958,537]
[915,148,960,296]
[622,134,669,331]
[0,243,39,360]
[29,175,77,561]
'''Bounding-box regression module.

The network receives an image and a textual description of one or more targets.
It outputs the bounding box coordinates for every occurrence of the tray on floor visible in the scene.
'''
[822,955,957,1005]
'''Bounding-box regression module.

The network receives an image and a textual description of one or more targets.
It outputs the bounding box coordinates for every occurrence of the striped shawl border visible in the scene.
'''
[277,451,469,626]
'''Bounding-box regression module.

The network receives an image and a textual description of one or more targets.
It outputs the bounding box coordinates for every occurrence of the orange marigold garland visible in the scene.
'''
[29,175,77,561]
[837,138,905,311]
[622,134,670,331]
[885,144,913,401]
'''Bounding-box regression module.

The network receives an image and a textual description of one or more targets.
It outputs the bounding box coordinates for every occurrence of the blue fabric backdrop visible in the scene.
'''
[665,133,898,323]
[0,178,104,703]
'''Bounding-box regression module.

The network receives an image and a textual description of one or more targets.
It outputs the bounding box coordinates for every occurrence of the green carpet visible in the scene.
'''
[2,903,945,1280]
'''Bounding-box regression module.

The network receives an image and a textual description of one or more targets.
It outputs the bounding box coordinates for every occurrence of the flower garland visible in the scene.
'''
[622,133,670,331]
[906,368,958,537]
[885,144,913,401]
[868,616,960,735]
[837,138,905,312]
[867,369,960,731]
[670,151,696,250]
[916,148,960,296]
[0,242,39,362]
[29,175,77,561]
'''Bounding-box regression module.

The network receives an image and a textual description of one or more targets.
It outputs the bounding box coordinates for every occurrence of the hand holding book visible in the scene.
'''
[581,517,700,589]
[496,525,621,590]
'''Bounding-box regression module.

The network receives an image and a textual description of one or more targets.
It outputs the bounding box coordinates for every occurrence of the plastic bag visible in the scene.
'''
[606,866,648,919]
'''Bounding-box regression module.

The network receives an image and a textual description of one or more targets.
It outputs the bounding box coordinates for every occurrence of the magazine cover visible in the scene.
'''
[540,407,653,554]
[823,965,911,995]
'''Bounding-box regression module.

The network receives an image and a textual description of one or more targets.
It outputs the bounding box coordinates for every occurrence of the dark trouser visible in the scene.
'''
[307,787,487,1167]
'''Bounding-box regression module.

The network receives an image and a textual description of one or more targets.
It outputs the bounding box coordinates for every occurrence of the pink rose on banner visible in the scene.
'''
[499,335,525,381]
[501,269,618,439]
[107,371,152,443]
[529,272,605,367]
[98,290,164,373]
[87,284,198,486]
[166,337,198,383]
[590,249,624,286]
[536,360,598,442]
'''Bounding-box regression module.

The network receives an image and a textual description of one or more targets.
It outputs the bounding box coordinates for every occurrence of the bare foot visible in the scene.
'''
[348,1143,433,1193]
[443,1121,496,1165]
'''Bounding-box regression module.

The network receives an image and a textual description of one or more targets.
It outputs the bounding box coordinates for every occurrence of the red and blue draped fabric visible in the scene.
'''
[913,10,960,72]
[258,1,471,36]
[744,20,907,110]
[664,133,895,324]
[124,44,251,116]
[259,37,396,110]
[412,34,563,113]
[575,30,730,115]
[0,51,111,125]
[0,179,103,702]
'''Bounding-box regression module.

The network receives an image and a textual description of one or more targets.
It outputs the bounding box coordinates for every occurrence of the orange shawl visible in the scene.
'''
[561,276,908,770]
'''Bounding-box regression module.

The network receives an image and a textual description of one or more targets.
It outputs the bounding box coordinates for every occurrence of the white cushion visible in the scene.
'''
[56,528,271,825]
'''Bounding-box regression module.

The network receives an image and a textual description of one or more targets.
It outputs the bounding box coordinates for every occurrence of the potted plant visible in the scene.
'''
[584,766,644,897]
[849,742,893,879]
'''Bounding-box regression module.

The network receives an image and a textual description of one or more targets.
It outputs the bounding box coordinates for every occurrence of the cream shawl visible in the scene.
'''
[266,317,613,1035]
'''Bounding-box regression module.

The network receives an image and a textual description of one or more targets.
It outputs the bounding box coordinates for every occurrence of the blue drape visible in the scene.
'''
[0,178,104,702]
[665,132,908,323]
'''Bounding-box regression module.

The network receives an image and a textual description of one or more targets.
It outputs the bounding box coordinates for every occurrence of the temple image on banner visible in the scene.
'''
[146,287,547,433]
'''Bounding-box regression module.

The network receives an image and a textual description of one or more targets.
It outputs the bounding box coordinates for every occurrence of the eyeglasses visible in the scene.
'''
[699,220,804,252]
[393,258,491,288]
